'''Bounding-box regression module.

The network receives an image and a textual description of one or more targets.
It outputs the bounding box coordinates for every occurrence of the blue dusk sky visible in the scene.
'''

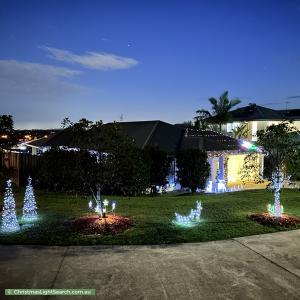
[0,0,300,129]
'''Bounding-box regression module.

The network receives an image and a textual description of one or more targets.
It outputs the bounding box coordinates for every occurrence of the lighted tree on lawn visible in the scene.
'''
[1,179,20,232]
[257,122,300,218]
[22,177,38,221]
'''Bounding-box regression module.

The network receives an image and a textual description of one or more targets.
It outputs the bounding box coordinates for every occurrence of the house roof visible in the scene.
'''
[278,109,300,120]
[26,136,50,148]
[26,120,252,154]
[180,130,244,152]
[106,120,184,153]
[26,129,72,148]
[227,104,283,121]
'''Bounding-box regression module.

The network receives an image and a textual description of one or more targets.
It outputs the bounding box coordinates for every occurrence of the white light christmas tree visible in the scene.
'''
[22,177,38,221]
[1,179,20,233]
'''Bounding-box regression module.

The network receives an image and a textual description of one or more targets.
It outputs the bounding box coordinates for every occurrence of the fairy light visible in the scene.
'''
[88,200,93,210]
[1,179,20,233]
[22,177,38,221]
[268,171,285,218]
[173,201,203,227]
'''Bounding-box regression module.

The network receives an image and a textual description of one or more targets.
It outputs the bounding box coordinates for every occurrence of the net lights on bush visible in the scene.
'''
[173,201,203,227]
[22,177,38,221]
[1,179,20,233]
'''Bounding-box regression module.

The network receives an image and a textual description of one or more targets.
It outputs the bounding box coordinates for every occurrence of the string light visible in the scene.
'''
[88,200,93,210]
[1,179,20,233]
[22,177,38,221]
[268,171,285,218]
[173,201,203,227]
[88,198,117,216]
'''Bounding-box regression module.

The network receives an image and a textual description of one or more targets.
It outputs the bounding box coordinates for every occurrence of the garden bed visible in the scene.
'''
[69,214,134,235]
[249,213,300,227]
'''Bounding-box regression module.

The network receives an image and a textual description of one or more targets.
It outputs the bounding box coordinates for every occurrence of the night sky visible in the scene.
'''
[1,0,300,129]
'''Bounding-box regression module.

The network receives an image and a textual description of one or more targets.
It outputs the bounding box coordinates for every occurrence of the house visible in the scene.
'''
[216,104,300,141]
[25,120,263,191]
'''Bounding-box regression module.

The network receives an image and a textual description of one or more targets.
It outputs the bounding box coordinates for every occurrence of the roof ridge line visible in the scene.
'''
[142,120,160,148]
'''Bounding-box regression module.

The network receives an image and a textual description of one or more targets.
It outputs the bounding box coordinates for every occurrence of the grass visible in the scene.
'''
[0,189,299,245]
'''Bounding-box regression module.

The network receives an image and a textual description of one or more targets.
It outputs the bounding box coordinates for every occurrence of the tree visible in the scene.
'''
[38,148,98,193]
[1,179,19,232]
[102,123,150,196]
[0,115,18,150]
[232,123,250,139]
[22,177,38,221]
[257,122,300,217]
[176,149,210,192]
[286,148,300,181]
[50,118,150,196]
[195,91,241,132]
[143,145,172,194]
[194,110,211,130]
[240,153,263,184]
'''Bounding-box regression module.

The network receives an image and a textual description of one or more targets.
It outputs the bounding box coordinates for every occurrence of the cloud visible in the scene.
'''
[0,60,87,128]
[40,46,138,70]
[286,95,300,99]
[0,59,80,78]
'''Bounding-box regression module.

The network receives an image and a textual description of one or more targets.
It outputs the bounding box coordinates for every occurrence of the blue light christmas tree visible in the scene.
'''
[1,179,20,233]
[22,177,38,221]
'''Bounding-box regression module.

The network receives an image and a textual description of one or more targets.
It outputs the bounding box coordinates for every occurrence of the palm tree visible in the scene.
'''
[195,91,241,132]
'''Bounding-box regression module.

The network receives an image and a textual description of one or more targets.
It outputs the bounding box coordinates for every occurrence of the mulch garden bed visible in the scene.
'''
[249,213,300,227]
[69,214,134,235]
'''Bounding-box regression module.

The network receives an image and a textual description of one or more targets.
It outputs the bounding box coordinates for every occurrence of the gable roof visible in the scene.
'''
[112,120,183,153]
[26,129,72,148]
[180,130,244,152]
[26,120,252,154]
[227,104,283,121]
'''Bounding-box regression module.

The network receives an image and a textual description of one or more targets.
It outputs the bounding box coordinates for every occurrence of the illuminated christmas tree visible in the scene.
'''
[22,177,38,221]
[1,179,20,232]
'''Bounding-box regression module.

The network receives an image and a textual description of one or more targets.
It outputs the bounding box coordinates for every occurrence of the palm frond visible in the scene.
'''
[229,98,241,109]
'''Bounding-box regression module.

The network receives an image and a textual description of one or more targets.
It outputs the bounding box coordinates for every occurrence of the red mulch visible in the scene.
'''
[70,214,134,235]
[249,213,300,227]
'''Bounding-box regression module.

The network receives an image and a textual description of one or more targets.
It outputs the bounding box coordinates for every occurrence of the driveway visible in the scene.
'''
[0,230,299,299]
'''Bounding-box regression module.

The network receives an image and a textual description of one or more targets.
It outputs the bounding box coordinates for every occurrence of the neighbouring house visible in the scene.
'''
[25,120,263,191]
[209,103,300,141]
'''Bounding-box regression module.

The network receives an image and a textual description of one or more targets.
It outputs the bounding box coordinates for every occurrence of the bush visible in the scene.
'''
[176,149,210,192]
[38,148,98,194]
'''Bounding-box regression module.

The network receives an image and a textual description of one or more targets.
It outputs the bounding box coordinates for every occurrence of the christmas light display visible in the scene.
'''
[111,201,116,214]
[22,177,38,221]
[205,180,243,193]
[1,179,20,233]
[88,197,117,217]
[268,171,285,217]
[268,203,284,216]
[88,200,93,210]
[173,201,203,227]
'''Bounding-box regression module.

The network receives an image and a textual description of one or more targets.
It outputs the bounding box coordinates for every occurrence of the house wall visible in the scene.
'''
[227,153,262,183]
[167,151,263,191]
[225,120,300,141]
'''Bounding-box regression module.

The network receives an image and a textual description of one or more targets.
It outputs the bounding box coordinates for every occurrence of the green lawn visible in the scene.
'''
[0,189,299,245]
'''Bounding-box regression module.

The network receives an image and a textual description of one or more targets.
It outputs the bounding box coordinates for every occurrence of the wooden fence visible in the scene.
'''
[0,152,40,186]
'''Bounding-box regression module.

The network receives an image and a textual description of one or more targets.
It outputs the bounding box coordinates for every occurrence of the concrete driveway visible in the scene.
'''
[0,230,299,300]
